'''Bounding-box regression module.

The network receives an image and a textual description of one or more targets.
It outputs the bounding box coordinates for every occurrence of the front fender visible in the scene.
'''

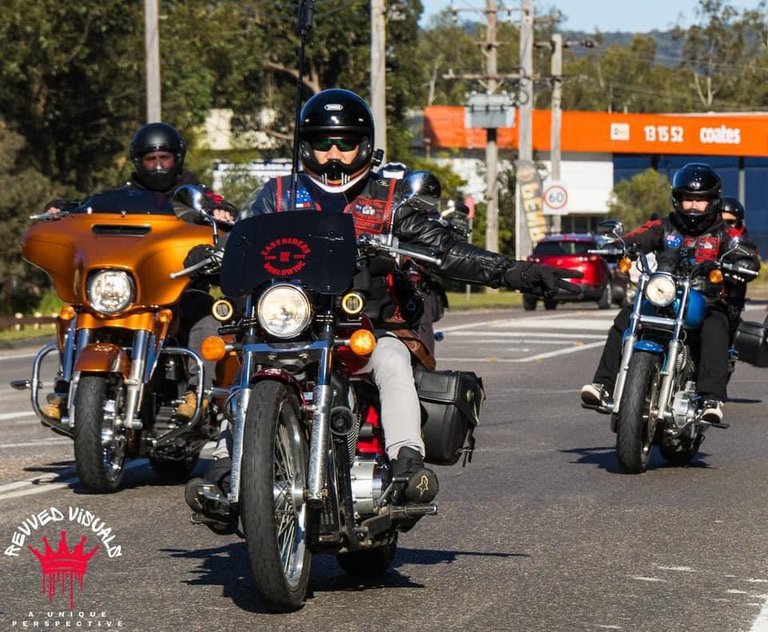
[633,340,665,355]
[73,343,130,378]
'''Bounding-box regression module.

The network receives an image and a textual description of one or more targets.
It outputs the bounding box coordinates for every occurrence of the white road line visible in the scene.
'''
[438,340,606,363]
[0,351,38,361]
[445,331,607,340]
[0,438,70,448]
[0,410,36,421]
[750,596,768,632]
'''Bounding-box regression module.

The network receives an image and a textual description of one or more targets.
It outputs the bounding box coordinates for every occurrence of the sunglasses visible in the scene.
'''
[724,219,738,226]
[309,136,361,152]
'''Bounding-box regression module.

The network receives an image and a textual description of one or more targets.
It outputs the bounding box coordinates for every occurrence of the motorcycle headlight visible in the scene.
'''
[644,273,676,307]
[87,270,134,314]
[257,284,312,339]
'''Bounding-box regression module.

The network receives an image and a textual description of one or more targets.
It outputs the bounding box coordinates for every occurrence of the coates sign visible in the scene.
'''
[5,505,124,627]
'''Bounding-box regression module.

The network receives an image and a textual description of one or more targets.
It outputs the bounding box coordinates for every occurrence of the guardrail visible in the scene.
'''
[0,314,57,331]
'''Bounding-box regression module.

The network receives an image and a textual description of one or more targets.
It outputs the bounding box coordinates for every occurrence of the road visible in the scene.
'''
[1,302,767,631]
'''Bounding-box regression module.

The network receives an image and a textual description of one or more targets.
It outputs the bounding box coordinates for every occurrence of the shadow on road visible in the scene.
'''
[560,445,712,473]
[162,541,528,612]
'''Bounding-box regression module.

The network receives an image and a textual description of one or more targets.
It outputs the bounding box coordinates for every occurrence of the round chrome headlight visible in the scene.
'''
[257,284,312,338]
[644,273,676,307]
[87,270,134,314]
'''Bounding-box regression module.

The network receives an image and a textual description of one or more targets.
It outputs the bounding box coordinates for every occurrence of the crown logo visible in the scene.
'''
[28,531,99,609]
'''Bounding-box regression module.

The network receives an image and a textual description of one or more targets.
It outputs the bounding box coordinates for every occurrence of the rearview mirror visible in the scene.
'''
[598,219,624,238]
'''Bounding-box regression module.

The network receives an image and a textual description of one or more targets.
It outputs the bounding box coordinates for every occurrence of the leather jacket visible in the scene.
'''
[241,172,522,324]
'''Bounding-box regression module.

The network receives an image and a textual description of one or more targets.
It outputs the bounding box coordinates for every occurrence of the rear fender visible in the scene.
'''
[73,343,130,379]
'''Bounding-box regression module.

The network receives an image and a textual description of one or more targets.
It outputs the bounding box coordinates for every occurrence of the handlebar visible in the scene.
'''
[169,251,223,279]
[358,234,443,266]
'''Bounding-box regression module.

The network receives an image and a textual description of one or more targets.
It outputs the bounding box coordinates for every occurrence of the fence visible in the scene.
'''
[0,314,57,332]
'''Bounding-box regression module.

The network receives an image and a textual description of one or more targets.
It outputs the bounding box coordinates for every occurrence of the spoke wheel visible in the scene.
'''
[616,352,661,474]
[73,374,127,493]
[241,381,310,612]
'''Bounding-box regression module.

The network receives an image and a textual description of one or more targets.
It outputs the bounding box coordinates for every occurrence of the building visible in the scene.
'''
[423,106,768,255]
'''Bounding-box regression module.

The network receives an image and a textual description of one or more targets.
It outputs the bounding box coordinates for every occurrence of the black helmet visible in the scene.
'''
[670,162,722,233]
[299,89,374,190]
[129,122,186,192]
[720,197,745,228]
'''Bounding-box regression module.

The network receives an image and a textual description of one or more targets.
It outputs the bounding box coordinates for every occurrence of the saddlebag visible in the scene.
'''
[413,366,485,466]
[734,319,768,367]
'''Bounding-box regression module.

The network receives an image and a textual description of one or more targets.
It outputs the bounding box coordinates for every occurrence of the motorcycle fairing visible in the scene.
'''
[220,211,357,297]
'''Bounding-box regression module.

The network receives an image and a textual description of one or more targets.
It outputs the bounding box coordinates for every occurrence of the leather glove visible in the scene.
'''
[504,262,583,298]
[183,244,219,277]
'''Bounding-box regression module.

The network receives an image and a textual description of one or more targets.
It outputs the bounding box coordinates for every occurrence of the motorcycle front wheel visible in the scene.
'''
[616,351,661,474]
[73,373,127,493]
[241,380,310,613]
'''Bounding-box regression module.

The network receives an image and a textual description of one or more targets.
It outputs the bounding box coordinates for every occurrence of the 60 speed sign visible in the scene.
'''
[543,183,568,212]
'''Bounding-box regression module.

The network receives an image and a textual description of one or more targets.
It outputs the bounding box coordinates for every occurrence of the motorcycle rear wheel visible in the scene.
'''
[73,374,127,493]
[336,536,398,576]
[616,351,661,474]
[241,380,310,613]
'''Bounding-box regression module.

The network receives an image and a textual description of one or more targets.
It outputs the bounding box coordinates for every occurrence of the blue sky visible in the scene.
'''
[420,0,760,32]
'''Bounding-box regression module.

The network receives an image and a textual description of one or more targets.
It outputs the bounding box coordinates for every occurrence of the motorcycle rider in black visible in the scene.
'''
[185,88,581,518]
[580,163,760,425]
[41,122,236,421]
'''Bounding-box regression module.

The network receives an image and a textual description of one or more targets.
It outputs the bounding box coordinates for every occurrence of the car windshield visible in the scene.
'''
[534,240,594,256]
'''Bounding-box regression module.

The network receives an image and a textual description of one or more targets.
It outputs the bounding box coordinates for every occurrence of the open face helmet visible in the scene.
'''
[299,89,374,192]
[129,122,186,192]
[670,162,722,233]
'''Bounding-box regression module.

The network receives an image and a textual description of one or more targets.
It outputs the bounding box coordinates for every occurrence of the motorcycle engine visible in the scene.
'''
[350,457,386,516]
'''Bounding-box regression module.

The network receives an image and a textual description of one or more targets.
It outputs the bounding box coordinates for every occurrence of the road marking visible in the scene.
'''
[0,351,38,361]
[438,340,606,363]
[0,410,36,421]
[0,438,70,448]
[750,596,768,632]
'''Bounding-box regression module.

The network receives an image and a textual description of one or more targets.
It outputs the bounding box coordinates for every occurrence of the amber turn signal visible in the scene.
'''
[200,336,227,361]
[158,308,174,324]
[58,305,76,321]
[617,257,632,274]
[708,268,724,284]
[349,329,376,356]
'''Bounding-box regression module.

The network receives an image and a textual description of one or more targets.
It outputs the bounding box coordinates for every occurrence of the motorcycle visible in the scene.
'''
[12,187,222,492]
[192,176,484,612]
[592,221,758,474]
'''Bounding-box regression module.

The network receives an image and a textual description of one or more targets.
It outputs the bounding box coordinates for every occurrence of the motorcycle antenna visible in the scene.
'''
[288,0,316,211]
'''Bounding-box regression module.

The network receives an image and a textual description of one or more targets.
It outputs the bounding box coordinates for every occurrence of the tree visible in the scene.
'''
[608,169,671,228]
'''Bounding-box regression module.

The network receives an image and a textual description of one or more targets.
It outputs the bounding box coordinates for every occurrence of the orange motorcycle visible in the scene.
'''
[13,187,221,492]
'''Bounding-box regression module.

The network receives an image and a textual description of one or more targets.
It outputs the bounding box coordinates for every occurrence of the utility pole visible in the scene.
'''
[370,0,387,159]
[515,0,534,260]
[550,33,562,233]
[484,0,499,256]
[144,0,161,122]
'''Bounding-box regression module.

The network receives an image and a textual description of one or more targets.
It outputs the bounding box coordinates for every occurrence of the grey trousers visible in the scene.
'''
[212,335,424,462]
[356,335,424,460]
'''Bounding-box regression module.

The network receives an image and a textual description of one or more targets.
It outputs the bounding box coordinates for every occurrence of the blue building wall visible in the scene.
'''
[613,155,766,258]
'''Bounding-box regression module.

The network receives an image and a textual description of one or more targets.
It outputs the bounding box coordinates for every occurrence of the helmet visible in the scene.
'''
[720,197,745,228]
[129,122,186,192]
[670,162,722,233]
[299,89,374,191]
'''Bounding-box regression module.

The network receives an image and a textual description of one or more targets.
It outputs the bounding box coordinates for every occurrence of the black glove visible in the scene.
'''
[504,262,583,298]
[183,244,219,277]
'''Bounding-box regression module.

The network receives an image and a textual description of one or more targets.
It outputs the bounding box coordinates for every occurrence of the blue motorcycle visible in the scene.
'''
[595,221,758,474]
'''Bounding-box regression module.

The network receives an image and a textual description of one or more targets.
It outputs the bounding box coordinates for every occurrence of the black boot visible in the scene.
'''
[391,447,439,504]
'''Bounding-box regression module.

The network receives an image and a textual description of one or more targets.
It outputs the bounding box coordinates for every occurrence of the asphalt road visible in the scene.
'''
[1,301,768,631]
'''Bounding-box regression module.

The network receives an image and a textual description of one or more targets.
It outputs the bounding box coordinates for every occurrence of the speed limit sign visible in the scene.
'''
[543,182,568,214]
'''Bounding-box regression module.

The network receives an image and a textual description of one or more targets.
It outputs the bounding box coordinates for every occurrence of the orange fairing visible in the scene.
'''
[75,309,174,340]
[20,213,212,307]
[74,343,130,378]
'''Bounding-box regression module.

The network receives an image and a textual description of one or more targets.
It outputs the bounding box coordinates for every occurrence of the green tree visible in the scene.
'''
[608,168,671,228]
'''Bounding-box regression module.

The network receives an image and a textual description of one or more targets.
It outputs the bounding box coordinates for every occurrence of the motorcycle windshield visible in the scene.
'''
[221,210,358,297]
[75,188,175,215]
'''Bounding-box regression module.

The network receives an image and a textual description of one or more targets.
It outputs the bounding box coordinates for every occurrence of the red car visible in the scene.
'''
[523,233,629,311]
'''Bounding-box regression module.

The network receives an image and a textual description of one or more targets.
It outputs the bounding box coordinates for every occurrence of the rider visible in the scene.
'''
[41,122,235,420]
[186,88,581,516]
[580,163,760,425]
[720,197,750,341]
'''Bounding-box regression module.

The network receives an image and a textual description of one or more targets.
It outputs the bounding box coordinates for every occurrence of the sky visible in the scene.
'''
[420,0,761,32]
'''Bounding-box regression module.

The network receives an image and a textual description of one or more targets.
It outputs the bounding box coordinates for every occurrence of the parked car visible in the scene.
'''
[523,233,629,311]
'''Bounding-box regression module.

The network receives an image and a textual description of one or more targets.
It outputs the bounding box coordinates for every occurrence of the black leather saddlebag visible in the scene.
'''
[734,319,768,368]
[414,366,485,466]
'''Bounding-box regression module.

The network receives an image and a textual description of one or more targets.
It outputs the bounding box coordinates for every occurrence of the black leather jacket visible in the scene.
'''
[242,172,519,287]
